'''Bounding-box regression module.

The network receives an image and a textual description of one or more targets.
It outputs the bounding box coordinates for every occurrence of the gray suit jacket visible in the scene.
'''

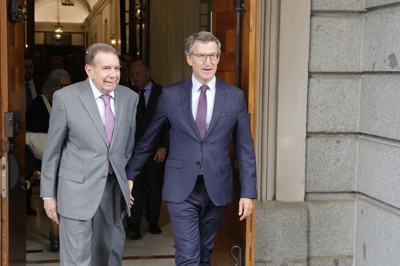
[40,79,138,220]
[126,76,257,206]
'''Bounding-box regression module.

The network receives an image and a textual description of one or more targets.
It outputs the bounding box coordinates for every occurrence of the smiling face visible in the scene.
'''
[85,51,121,94]
[186,40,220,84]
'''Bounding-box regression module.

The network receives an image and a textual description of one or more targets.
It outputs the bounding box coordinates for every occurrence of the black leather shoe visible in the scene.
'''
[26,207,37,216]
[125,226,141,240]
[50,236,60,252]
[149,223,162,234]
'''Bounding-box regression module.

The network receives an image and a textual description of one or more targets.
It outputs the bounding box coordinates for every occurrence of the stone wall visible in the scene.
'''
[306,0,400,265]
[255,1,400,265]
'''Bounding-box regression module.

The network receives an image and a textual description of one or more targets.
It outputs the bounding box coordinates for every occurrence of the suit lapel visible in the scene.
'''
[112,86,126,148]
[207,78,227,138]
[78,79,109,146]
[181,79,202,140]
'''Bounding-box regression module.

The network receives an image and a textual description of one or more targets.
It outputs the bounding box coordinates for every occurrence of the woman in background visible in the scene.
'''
[26,69,71,252]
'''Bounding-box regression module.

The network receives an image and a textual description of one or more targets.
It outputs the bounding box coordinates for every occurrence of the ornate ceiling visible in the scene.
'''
[34,0,97,23]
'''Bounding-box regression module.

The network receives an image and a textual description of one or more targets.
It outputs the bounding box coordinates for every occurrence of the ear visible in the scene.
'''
[85,64,92,78]
[186,55,192,67]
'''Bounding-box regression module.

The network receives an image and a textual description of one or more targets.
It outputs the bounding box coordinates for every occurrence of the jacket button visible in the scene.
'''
[196,161,200,165]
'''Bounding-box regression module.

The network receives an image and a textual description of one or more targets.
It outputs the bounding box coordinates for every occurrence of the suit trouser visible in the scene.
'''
[167,175,227,266]
[59,174,125,266]
[128,158,164,228]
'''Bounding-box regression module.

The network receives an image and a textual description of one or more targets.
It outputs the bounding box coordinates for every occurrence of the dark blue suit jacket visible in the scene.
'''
[126,76,257,206]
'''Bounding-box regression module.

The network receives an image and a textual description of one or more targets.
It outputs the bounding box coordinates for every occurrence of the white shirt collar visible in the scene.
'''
[191,75,216,92]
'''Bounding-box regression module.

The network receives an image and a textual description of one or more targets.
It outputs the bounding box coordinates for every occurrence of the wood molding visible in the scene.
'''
[245,0,259,264]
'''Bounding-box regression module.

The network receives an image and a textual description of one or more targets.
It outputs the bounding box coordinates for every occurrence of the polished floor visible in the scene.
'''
[26,184,175,265]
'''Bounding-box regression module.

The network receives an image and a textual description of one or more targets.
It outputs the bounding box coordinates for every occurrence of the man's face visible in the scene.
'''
[122,54,134,69]
[25,59,34,81]
[186,40,220,84]
[130,61,150,89]
[85,52,121,95]
[51,58,64,71]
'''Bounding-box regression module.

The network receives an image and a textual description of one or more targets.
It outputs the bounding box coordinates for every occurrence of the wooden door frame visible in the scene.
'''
[246,1,258,264]
[0,0,27,265]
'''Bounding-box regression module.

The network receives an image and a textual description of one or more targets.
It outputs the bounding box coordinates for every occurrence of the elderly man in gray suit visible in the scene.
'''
[41,43,138,265]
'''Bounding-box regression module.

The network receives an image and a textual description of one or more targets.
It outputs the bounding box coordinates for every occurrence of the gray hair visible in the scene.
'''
[184,31,221,56]
[86,43,118,66]
[42,69,71,103]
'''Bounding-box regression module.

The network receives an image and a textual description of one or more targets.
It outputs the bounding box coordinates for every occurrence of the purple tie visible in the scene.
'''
[196,85,208,172]
[101,94,115,174]
[196,85,208,139]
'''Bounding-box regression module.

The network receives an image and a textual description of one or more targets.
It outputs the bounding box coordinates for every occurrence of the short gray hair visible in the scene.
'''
[86,43,118,66]
[184,31,221,56]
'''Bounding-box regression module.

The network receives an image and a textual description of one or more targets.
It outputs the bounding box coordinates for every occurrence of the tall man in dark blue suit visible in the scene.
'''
[126,31,257,265]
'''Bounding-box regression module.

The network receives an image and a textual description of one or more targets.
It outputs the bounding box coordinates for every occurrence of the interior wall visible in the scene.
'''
[149,0,199,87]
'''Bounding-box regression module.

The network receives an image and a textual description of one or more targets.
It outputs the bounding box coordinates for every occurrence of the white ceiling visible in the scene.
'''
[34,0,97,23]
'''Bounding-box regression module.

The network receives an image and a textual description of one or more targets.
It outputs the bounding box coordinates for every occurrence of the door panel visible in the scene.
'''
[212,0,256,265]
[0,0,27,265]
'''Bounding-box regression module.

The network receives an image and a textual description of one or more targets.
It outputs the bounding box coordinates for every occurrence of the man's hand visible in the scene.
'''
[153,147,167,163]
[128,180,134,207]
[238,198,253,221]
[44,198,59,225]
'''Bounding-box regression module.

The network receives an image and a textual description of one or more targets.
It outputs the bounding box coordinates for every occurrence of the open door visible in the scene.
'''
[211,0,258,265]
[0,0,27,265]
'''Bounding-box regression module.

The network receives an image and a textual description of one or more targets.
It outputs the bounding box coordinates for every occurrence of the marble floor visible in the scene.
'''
[26,184,175,265]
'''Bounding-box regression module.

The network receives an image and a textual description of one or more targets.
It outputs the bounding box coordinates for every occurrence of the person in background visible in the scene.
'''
[121,53,134,87]
[25,54,40,110]
[126,31,257,265]
[121,53,134,70]
[36,55,65,90]
[118,55,129,87]
[40,43,138,265]
[24,54,41,216]
[26,69,72,252]
[49,55,64,71]
[125,60,169,240]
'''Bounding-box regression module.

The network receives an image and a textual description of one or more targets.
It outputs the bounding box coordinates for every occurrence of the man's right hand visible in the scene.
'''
[44,198,59,225]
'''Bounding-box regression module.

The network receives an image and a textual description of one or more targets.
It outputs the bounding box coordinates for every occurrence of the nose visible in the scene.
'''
[109,68,118,77]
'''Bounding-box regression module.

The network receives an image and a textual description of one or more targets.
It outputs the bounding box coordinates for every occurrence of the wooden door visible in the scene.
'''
[0,0,27,265]
[211,0,258,265]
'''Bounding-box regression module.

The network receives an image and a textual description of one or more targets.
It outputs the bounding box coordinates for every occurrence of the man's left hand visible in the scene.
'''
[153,147,167,163]
[238,198,253,221]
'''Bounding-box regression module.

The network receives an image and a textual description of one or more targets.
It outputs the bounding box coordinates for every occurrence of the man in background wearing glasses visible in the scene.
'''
[126,31,257,265]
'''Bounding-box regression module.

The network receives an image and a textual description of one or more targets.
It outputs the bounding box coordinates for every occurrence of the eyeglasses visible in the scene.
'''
[59,83,70,88]
[191,53,219,62]
[129,71,143,78]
